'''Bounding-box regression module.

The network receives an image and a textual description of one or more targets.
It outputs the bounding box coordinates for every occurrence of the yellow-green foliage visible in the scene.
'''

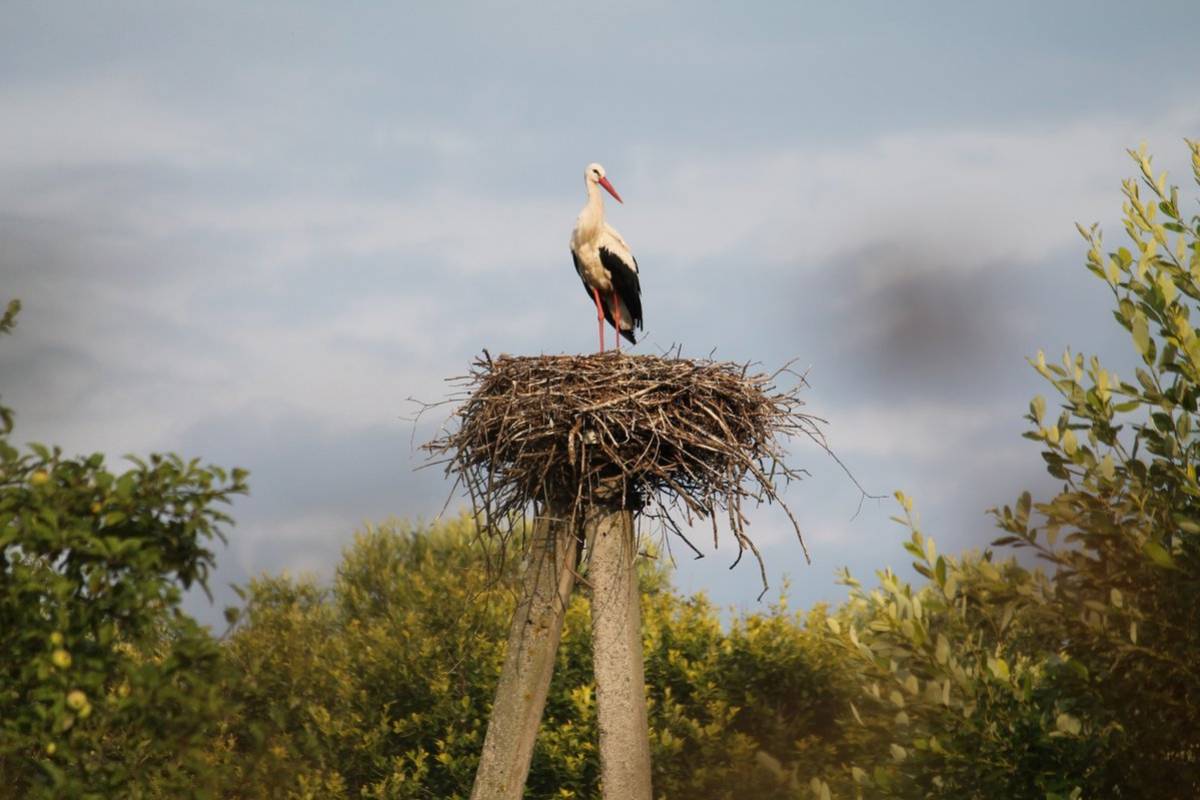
[809,143,1200,799]
[812,508,1099,799]
[212,516,852,799]
[0,297,247,799]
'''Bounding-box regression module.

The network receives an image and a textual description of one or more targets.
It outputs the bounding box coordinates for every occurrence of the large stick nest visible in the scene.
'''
[423,352,828,592]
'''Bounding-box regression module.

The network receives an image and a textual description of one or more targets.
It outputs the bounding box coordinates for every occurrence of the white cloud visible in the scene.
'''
[0,76,239,171]
[7,92,1188,462]
[5,70,1195,303]
[146,193,569,275]
[3,65,1196,622]
[628,105,1200,272]
[818,400,1009,461]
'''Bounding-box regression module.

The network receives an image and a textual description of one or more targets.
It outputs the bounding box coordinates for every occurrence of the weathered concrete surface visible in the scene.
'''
[469,511,578,800]
[587,508,653,800]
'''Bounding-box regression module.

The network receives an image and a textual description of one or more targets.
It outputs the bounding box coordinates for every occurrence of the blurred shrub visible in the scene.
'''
[0,299,248,798]
[809,143,1200,799]
[214,516,853,799]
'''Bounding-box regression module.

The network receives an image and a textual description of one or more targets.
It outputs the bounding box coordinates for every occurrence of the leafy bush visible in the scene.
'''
[810,143,1200,798]
[0,300,248,798]
[214,517,853,799]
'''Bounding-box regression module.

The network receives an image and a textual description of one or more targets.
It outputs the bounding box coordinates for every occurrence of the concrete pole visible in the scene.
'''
[587,507,653,800]
[470,508,578,800]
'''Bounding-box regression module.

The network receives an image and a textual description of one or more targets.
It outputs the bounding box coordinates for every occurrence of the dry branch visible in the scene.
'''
[423,352,826,593]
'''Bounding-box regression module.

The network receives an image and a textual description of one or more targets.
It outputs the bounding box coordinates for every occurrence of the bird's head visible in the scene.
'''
[585,162,623,204]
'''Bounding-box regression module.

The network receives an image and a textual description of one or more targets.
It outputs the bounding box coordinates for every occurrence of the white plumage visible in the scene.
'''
[569,162,643,351]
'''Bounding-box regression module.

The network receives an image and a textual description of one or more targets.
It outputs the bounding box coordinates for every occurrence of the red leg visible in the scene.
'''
[592,287,605,353]
[612,291,622,353]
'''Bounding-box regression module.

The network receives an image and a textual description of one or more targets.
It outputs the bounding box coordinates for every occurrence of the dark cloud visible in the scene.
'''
[815,241,1027,399]
[752,235,1135,559]
[0,213,97,308]
[774,235,1136,404]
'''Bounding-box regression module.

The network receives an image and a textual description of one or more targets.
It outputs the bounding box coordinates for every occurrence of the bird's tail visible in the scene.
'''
[607,296,637,345]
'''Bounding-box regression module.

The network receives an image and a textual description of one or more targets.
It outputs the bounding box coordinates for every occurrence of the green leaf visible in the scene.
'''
[1016,491,1032,525]
[1143,540,1176,569]
[1031,394,1046,422]
[1157,271,1178,304]
[1099,454,1116,481]
[1175,515,1200,534]
[1055,713,1082,735]
[1132,310,1151,356]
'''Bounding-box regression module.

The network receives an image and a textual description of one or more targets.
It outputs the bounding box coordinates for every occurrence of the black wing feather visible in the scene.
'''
[598,247,643,344]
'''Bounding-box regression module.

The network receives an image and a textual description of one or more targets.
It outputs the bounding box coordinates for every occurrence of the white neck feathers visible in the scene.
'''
[576,180,606,242]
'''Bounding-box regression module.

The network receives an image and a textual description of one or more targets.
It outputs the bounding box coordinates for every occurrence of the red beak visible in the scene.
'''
[598,176,623,204]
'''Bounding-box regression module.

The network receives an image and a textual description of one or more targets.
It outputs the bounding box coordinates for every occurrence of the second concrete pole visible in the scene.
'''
[586,507,653,800]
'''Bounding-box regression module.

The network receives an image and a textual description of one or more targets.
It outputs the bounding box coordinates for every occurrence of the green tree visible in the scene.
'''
[214,516,852,799]
[811,142,1200,798]
[212,515,510,799]
[0,300,248,798]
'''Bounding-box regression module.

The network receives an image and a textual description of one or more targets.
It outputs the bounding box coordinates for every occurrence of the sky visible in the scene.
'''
[3,1,1199,627]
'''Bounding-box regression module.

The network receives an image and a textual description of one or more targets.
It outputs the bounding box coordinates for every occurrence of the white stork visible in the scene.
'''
[570,162,643,352]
